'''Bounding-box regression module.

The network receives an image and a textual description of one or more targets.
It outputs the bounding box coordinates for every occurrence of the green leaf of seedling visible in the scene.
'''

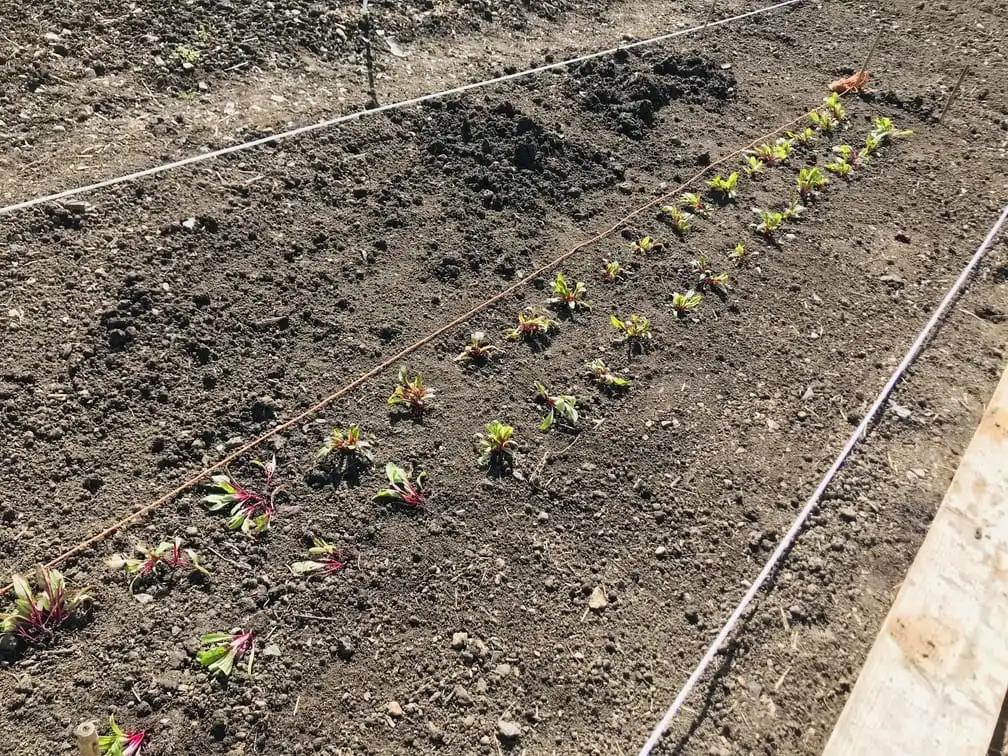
[210,648,237,677]
[197,646,228,667]
[186,550,210,575]
[202,494,233,511]
[12,574,32,604]
[200,632,232,645]
[290,561,324,575]
[539,409,555,431]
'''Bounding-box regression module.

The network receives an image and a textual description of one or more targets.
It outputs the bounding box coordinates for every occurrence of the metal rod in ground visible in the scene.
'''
[939,65,970,123]
[702,0,718,33]
[859,29,881,75]
[74,722,99,756]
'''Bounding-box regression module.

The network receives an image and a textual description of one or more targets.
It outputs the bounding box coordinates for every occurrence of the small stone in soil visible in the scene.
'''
[387,701,404,718]
[451,631,468,649]
[588,586,608,611]
[336,636,355,660]
[497,720,522,742]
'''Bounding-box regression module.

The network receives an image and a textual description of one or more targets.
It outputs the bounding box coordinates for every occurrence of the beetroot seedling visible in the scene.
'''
[825,158,852,177]
[729,242,757,266]
[809,110,838,134]
[796,166,828,201]
[680,192,709,218]
[106,538,208,589]
[706,172,738,201]
[504,309,556,342]
[476,421,518,470]
[584,359,630,391]
[198,629,256,679]
[610,313,652,354]
[751,209,785,238]
[790,126,816,146]
[291,538,349,576]
[535,383,579,431]
[388,366,434,415]
[670,290,703,317]
[203,457,281,535]
[1,566,91,645]
[99,715,146,756]
[783,198,806,221]
[743,155,765,178]
[375,462,429,508]
[316,425,374,467]
[869,116,912,145]
[455,331,502,364]
[630,235,662,256]
[602,258,627,282]
[659,205,693,235]
[823,92,846,121]
[548,272,592,314]
[692,256,730,296]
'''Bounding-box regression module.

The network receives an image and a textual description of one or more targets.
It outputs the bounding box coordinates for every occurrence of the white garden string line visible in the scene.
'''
[638,203,1008,756]
[0,0,804,217]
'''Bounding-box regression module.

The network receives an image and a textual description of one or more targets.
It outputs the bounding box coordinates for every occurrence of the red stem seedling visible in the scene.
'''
[671,290,703,317]
[706,171,738,202]
[106,537,208,590]
[658,205,693,235]
[547,272,592,315]
[455,331,502,364]
[203,457,281,535]
[680,192,709,218]
[290,537,349,576]
[629,235,662,256]
[476,421,518,471]
[316,425,375,468]
[584,359,630,392]
[691,256,730,297]
[374,463,429,509]
[198,629,256,679]
[387,366,434,417]
[534,383,579,431]
[602,258,627,282]
[1,566,91,645]
[504,308,556,342]
[728,242,757,266]
[610,313,652,354]
[98,715,146,756]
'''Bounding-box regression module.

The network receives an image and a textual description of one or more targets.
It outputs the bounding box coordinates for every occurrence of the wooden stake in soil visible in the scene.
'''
[859,29,881,77]
[74,722,99,756]
[701,0,718,34]
[939,65,970,124]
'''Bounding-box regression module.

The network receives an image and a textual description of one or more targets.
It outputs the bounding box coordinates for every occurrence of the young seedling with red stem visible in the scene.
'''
[1,566,91,645]
[203,457,281,535]
[375,463,429,509]
[584,359,630,392]
[671,290,703,317]
[658,205,693,236]
[290,538,349,576]
[476,421,519,471]
[535,383,579,431]
[706,172,738,202]
[388,366,434,417]
[629,236,662,256]
[316,425,375,470]
[99,715,146,756]
[610,313,652,355]
[692,256,730,297]
[602,258,627,282]
[547,272,592,315]
[198,629,256,679]
[455,332,502,364]
[504,308,556,342]
[106,537,208,590]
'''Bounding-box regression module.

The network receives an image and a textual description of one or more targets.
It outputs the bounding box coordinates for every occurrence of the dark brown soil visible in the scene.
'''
[1,0,1007,754]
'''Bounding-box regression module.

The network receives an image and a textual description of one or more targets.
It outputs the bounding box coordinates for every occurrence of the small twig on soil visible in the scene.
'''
[294,612,341,622]
[939,65,970,124]
[957,306,988,323]
[293,695,301,718]
[205,545,243,569]
[773,665,791,692]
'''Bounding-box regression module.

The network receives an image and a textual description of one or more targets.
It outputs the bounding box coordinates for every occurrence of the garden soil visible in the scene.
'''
[1,0,1007,754]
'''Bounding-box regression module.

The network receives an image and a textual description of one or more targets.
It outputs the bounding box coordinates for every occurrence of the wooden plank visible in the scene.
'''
[824,366,1008,755]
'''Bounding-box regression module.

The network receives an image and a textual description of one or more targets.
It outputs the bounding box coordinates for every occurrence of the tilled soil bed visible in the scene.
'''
[2,1,1008,754]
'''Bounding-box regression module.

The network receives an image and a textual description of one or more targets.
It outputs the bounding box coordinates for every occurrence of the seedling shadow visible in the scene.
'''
[389,408,426,426]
